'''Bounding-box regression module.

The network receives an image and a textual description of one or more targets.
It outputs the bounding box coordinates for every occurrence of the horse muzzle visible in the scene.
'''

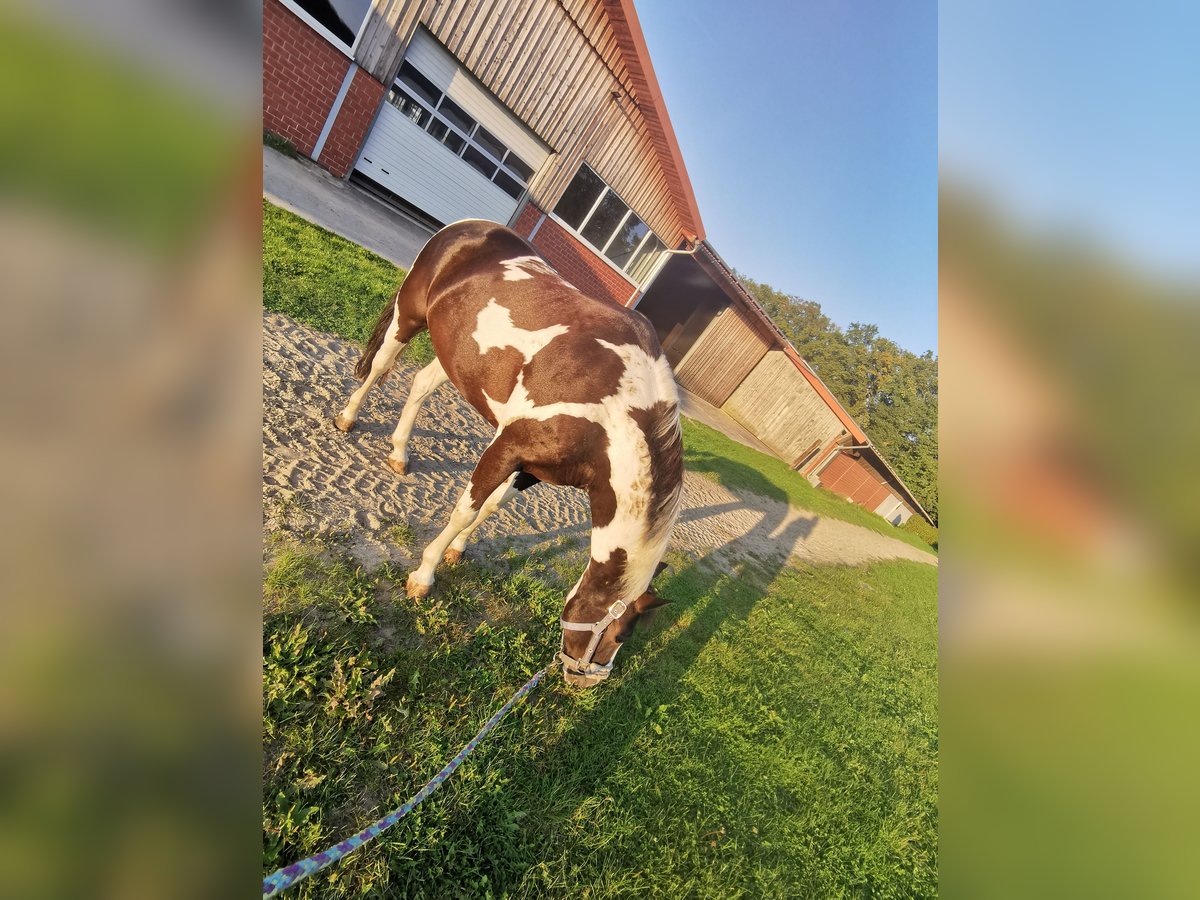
[559,652,613,688]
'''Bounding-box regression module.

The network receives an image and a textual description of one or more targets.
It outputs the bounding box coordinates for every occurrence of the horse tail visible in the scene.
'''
[355,291,400,381]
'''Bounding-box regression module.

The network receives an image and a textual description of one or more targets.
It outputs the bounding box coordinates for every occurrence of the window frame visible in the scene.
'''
[384,63,534,203]
[277,0,372,58]
[549,164,666,286]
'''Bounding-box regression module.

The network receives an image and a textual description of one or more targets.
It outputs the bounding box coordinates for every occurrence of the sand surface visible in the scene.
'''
[263,313,936,573]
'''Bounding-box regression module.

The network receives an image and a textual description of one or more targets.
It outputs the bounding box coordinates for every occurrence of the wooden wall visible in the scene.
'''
[720,349,845,463]
[674,307,771,407]
[355,0,689,246]
[818,453,903,515]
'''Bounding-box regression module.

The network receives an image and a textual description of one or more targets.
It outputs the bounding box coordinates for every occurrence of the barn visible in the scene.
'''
[262,0,932,526]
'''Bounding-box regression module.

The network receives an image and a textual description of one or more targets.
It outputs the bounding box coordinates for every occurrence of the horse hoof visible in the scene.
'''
[386,457,408,475]
[333,413,355,432]
[443,548,463,565]
[406,575,431,599]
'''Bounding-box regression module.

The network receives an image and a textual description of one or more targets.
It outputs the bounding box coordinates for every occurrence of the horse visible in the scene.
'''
[333,220,683,687]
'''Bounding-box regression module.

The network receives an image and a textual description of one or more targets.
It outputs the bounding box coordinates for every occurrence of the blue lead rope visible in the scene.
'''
[262,665,550,897]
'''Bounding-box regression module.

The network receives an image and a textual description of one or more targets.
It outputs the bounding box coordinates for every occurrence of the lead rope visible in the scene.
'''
[262,660,557,897]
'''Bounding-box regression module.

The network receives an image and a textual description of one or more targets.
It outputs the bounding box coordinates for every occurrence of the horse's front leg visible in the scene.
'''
[406,431,519,599]
[442,473,521,564]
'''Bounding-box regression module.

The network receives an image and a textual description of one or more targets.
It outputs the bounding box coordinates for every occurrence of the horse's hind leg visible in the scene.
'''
[443,472,538,563]
[335,295,406,432]
[386,357,448,475]
[407,433,519,598]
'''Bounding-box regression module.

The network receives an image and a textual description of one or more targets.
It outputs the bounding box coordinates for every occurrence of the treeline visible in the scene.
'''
[738,275,939,523]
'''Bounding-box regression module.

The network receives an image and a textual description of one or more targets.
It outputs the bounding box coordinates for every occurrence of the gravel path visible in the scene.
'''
[262,313,936,572]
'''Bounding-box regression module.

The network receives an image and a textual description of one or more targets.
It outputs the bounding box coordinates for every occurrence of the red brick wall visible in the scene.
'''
[263,0,384,177]
[316,67,385,177]
[514,204,637,307]
[263,0,351,157]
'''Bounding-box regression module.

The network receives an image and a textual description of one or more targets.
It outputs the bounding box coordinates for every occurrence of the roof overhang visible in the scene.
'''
[604,0,705,242]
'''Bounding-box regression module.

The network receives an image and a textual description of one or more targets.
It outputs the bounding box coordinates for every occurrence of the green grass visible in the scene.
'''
[263,199,434,365]
[262,199,937,895]
[263,537,938,897]
[265,129,301,159]
[682,419,936,554]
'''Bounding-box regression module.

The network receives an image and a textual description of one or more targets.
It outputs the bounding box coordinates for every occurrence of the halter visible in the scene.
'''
[559,599,628,681]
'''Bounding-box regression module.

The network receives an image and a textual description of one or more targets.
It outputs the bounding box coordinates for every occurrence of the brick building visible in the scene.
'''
[263,0,932,525]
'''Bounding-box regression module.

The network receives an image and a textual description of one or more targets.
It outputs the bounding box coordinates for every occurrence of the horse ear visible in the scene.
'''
[653,561,670,581]
[635,589,670,612]
[615,588,671,642]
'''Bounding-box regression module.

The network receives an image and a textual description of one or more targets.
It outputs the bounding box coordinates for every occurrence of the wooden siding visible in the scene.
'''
[674,307,771,407]
[354,0,690,246]
[721,349,845,463]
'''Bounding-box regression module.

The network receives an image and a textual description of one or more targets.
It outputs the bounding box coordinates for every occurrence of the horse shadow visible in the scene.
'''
[447,454,818,886]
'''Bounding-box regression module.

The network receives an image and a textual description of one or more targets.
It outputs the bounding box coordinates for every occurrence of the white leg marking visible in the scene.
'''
[338,301,404,426]
[408,479,480,593]
[449,473,521,554]
[389,357,448,471]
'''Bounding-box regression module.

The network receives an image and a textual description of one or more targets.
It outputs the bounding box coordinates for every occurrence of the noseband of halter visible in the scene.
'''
[559,599,628,681]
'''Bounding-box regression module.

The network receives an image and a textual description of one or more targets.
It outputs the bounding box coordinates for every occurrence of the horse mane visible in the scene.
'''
[641,400,685,550]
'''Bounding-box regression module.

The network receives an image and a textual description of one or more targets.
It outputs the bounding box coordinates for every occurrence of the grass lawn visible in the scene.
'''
[263,199,434,366]
[262,199,934,554]
[263,533,938,898]
[263,199,938,896]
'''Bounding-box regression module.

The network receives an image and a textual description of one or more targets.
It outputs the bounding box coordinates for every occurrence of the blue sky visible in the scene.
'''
[939,0,1200,282]
[636,0,938,356]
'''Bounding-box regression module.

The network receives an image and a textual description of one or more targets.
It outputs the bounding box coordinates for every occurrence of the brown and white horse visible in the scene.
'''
[334,220,682,686]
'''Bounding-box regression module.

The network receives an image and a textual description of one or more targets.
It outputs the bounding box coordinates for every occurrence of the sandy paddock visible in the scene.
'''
[263,312,936,573]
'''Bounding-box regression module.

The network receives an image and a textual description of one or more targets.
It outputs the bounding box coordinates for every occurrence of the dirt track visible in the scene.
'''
[262,313,936,572]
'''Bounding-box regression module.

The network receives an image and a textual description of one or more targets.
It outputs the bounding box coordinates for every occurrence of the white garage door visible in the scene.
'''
[355,28,550,227]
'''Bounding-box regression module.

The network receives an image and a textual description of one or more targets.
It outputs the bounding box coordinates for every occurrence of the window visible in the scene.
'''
[473,127,507,163]
[442,130,466,154]
[626,235,664,283]
[605,213,649,269]
[386,60,539,202]
[552,165,665,283]
[426,117,449,141]
[398,62,441,107]
[554,166,606,229]
[387,88,430,127]
[283,0,371,50]
[437,97,475,136]
[580,191,629,249]
[502,153,534,183]
[493,169,524,199]
[462,145,498,179]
